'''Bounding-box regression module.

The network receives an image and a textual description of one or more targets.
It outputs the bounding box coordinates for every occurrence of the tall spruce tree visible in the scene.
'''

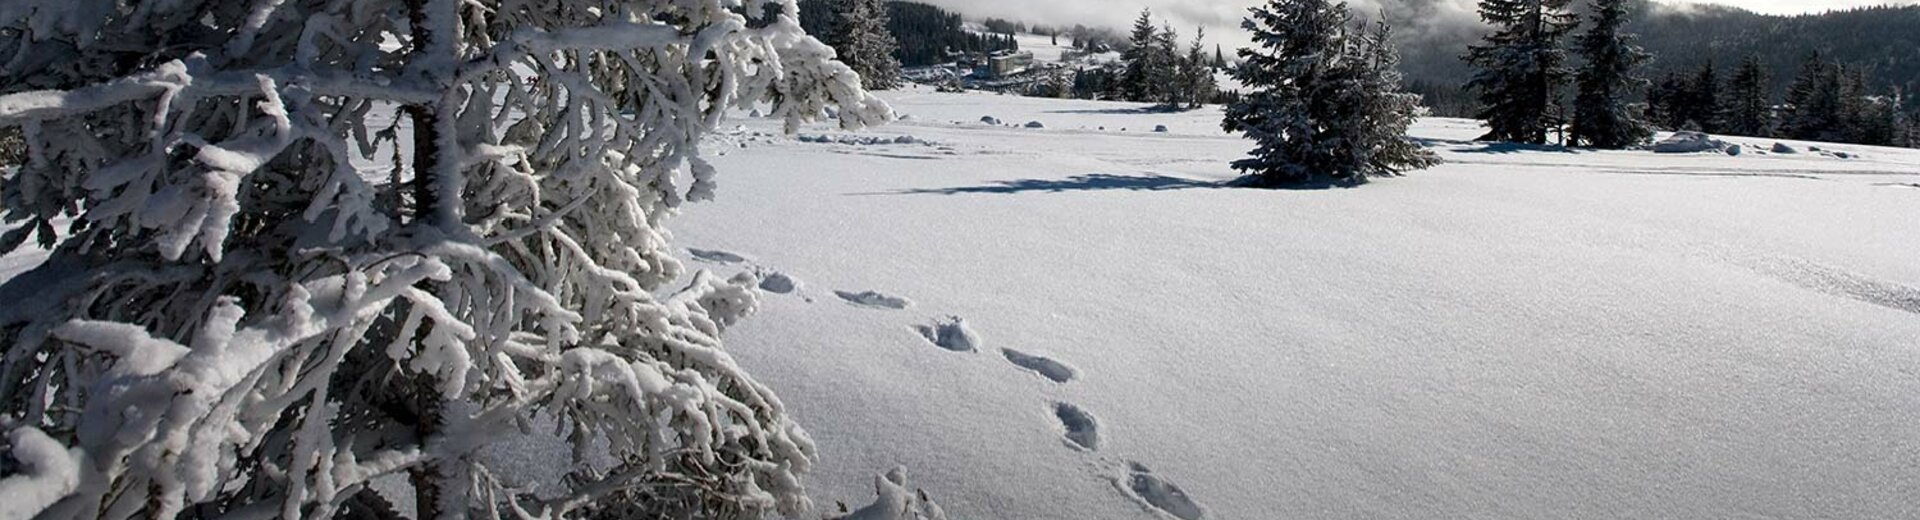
[1465,0,1579,144]
[1224,0,1437,185]
[1154,23,1183,106]
[1122,9,1162,102]
[1569,0,1654,149]
[1781,54,1843,141]
[1648,71,1689,129]
[1182,28,1220,109]
[1684,62,1722,132]
[827,0,903,90]
[1723,56,1773,137]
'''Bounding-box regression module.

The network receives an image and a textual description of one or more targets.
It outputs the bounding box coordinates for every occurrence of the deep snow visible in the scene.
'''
[679,86,1920,519]
[4,86,1918,519]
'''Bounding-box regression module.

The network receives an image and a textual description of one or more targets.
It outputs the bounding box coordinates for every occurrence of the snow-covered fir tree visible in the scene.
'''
[1152,24,1184,107]
[1344,20,1443,176]
[1685,62,1723,132]
[1224,0,1437,186]
[1569,0,1654,149]
[1465,0,1579,144]
[1781,54,1844,141]
[827,0,904,90]
[1723,56,1774,137]
[1121,9,1162,103]
[0,1,890,519]
[1178,28,1220,109]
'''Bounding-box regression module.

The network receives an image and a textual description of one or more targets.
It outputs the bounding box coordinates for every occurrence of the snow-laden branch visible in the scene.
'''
[0,0,892,518]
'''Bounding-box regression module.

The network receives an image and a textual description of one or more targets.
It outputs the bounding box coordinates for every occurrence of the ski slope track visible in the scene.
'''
[5,86,1919,519]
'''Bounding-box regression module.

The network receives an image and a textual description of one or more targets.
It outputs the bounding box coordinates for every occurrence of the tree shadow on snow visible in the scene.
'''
[1434,139,1584,155]
[872,173,1226,195]
[1042,105,1195,115]
[867,173,1352,196]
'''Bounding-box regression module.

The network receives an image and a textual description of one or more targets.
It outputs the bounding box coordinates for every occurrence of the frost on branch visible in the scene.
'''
[0,1,889,518]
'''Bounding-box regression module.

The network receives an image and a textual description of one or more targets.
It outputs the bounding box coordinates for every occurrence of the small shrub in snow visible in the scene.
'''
[981,116,1003,125]
[1025,121,1046,129]
[1154,125,1171,133]
[0,1,889,518]
[1772,142,1799,153]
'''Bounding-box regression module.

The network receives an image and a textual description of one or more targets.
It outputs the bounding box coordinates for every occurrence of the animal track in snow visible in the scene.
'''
[757,271,799,294]
[1002,349,1076,383]
[1053,402,1099,451]
[912,316,978,352]
[834,290,912,309]
[1126,462,1206,520]
[688,248,749,264]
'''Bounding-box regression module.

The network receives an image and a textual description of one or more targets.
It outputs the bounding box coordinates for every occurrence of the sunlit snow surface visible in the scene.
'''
[5,86,1918,518]
[678,87,1920,519]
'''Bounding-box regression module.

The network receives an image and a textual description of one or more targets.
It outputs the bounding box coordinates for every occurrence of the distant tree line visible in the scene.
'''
[1649,55,1915,146]
[798,0,1017,68]
[1463,0,1918,149]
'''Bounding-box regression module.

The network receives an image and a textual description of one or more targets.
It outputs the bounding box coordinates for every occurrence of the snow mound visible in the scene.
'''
[912,316,978,352]
[1652,132,1729,153]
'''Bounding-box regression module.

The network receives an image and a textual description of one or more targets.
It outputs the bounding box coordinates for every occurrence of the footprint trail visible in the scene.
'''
[1002,349,1076,383]
[912,316,979,352]
[1125,462,1206,520]
[1053,402,1099,451]
[835,290,913,309]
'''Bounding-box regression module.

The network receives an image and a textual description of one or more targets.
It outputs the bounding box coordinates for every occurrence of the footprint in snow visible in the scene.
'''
[1053,402,1099,451]
[1125,462,1206,520]
[1002,349,1076,383]
[912,316,978,352]
[688,248,749,264]
[835,290,912,309]
[757,271,800,294]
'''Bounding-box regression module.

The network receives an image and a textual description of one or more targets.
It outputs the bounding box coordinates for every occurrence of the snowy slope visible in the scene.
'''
[676,86,1920,519]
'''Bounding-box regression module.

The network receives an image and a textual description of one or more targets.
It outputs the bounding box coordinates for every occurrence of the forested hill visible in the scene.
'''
[1399,2,1920,112]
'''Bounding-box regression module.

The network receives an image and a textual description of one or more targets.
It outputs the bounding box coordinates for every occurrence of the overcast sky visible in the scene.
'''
[913,0,1919,51]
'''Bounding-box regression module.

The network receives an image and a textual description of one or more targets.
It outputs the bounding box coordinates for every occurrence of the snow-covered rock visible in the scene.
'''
[1772,142,1798,154]
[1025,121,1045,129]
[981,116,1002,125]
[1652,131,1728,153]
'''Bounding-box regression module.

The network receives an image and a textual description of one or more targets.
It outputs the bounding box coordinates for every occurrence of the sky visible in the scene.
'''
[914,0,1920,52]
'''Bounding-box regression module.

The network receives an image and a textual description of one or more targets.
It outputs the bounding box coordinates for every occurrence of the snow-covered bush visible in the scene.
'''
[0,1,889,518]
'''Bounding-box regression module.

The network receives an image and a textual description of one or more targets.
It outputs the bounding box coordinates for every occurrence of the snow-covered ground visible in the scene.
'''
[4,86,1917,519]
[679,86,1920,518]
